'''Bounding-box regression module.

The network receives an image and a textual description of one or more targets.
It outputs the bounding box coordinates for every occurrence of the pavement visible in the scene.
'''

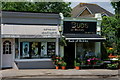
[0,69,120,79]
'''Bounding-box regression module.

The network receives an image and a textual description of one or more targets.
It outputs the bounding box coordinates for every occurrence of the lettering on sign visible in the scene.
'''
[68,39,88,42]
[42,28,57,35]
[63,21,96,34]
[71,22,88,32]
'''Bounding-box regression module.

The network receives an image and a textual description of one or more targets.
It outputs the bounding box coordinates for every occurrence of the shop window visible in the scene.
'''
[41,42,47,57]
[15,39,19,59]
[31,42,41,58]
[76,42,95,60]
[3,40,11,54]
[20,42,55,59]
[47,42,55,57]
[20,42,30,59]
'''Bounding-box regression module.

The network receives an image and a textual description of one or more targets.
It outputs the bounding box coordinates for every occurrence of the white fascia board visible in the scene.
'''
[86,7,93,14]
[76,6,93,17]
[64,17,97,22]
[76,7,87,17]
[66,38,106,40]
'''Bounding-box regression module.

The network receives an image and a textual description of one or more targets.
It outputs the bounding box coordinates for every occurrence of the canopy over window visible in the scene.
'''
[64,34,106,42]
[1,24,60,38]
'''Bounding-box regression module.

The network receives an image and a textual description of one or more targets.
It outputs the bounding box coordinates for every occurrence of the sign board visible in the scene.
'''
[63,21,96,34]
[2,25,60,38]
[68,39,88,42]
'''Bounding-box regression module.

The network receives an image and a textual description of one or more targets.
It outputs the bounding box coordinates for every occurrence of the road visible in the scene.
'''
[2,78,119,80]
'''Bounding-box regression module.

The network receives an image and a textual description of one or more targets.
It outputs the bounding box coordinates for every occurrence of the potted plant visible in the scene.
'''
[55,64,59,69]
[61,62,67,70]
[75,63,80,70]
[107,63,119,69]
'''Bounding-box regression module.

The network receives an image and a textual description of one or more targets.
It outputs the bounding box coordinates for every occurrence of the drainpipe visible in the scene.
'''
[95,13,102,58]
[0,10,2,70]
[59,13,64,57]
[95,13,102,35]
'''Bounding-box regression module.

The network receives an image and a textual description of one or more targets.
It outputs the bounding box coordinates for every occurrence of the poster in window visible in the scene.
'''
[22,42,29,57]
[41,42,47,57]
[31,42,39,57]
[47,42,55,57]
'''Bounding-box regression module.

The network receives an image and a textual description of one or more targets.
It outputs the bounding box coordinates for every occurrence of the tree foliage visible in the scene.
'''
[2,2,72,17]
[111,1,120,18]
[101,16,120,54]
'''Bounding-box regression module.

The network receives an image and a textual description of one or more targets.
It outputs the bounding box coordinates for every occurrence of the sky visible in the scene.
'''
[70,1,115,14]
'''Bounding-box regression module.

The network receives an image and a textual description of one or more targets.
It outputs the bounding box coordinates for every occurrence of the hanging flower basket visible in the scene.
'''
[59,36,67,46]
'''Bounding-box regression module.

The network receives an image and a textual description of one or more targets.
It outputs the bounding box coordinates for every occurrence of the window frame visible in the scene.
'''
[3,40,12,54]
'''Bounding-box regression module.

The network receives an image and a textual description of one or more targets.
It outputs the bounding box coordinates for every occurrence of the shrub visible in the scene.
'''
[61,62,67,66]
[75,63,80,67]
[107,63,118,69]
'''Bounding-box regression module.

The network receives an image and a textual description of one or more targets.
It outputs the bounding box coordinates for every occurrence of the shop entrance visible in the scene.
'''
[64,42,75,68]
[2,39,14,68]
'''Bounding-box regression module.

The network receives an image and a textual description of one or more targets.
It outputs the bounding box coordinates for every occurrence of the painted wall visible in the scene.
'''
[0,23,1,69]
[15,61,55,69]
[1,11,61,69]
[95,13,102,58]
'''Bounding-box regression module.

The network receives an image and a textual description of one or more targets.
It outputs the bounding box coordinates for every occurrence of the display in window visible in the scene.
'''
[15,39,19,59]
[22,42,29,57]
[47,42,55,57]
[41,42,47,57]
[31,42,39,57]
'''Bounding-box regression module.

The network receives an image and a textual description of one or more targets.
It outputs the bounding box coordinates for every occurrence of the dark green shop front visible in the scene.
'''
[63,20,106,68]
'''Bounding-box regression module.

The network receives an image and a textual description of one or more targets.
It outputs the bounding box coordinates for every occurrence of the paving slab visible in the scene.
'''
[0,70,2,80]
[1,69,119,79]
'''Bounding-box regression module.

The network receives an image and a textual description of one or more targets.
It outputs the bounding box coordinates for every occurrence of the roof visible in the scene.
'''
[71,3,114,17]
[1,10,61,25]
[1,10,60,17]
[2,10,59,14]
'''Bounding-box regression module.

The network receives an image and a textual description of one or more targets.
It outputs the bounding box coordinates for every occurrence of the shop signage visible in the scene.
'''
[41,28,58,35]
[68,39,88,42]
[63,21,96,34]
[1,35,20,38]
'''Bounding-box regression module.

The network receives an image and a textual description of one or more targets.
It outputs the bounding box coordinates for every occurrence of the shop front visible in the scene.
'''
[1,11,61,69]
[1,25,60,69]
[63,15,106,68]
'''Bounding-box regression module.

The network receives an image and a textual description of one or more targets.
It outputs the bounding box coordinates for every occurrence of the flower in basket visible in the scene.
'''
[57,60,63,65]
[88,62,91,65]
[87,57,99,65]
[56,57,59,59]
[87,58,91,62]
[107,63,118,69]
[107,47,114,54]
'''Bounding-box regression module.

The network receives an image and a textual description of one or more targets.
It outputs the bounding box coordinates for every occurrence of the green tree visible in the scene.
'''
[2,2,72,17]
[111,1,120,18]
[101,16,120,55]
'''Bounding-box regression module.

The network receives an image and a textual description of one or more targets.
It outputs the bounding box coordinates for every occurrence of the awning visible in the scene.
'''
[1,24,60,38]
[64,34,106,42]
